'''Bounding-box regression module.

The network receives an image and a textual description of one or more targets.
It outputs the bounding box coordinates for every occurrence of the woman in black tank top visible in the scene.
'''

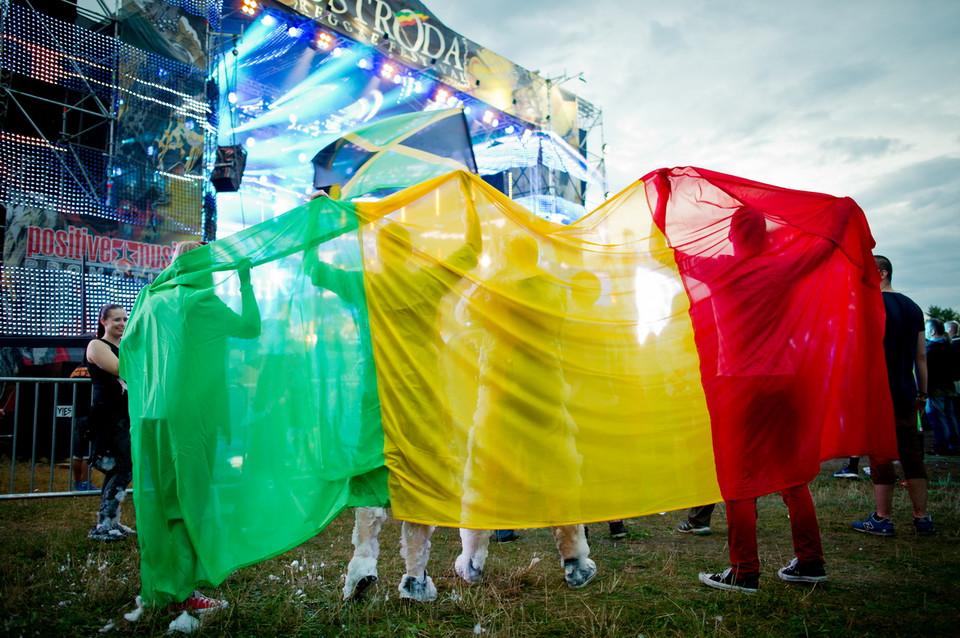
[86,303,133,542]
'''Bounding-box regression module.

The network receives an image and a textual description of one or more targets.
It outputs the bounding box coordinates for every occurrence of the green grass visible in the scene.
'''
[1,454,958,637]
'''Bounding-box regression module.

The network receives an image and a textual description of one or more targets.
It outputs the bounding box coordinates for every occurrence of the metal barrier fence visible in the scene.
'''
[0,376,102,500]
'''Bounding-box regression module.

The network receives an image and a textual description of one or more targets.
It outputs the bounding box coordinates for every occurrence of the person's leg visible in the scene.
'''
[725,498,759,579]
[90,427,132,539]
[852,454,898,535]
[455,528,491,583]
[398,521,437,602]
[698,498,758,592]
[895,416,928,518]
[343,507,388,600]
[926,398,949,453]
[945,398,960,451]
[688,504,715,527]
[552,524,596,588]
[780,484,823,566]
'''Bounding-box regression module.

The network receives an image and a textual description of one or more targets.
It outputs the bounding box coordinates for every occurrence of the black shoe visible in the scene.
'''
[350,575,377,601]
[698,568,758,593]
[608,521,627,539]
[777,558,827,584]
[492,530,520,543]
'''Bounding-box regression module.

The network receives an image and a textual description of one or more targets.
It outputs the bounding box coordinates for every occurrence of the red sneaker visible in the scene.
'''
[170,591,228,615]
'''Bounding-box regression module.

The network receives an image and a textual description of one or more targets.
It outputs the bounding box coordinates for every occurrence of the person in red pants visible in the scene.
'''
[669,205,832,594]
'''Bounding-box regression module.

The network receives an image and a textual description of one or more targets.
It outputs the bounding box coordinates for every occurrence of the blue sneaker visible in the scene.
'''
[75,481,99,491]
[852,511,894,536]
[913,515,934,536]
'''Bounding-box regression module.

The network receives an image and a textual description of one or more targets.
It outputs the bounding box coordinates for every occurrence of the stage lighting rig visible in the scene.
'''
[315,31,335,50]
[241,0,259,17]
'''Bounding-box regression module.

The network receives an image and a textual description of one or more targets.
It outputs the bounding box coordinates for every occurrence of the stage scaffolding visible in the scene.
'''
[0,0,215,339]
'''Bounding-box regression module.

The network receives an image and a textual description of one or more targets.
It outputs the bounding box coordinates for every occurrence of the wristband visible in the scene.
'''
[916,392,928,399]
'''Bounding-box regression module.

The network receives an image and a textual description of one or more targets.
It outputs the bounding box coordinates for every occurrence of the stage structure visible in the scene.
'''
[0,0,220,341]
[0,0,604,342]
[212,0,605,236]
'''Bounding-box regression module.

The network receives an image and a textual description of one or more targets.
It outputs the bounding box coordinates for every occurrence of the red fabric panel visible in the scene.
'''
[645,167,896,500]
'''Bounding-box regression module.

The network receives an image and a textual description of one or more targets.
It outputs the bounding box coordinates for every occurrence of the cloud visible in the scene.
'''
[820,136,910,161]
[648,20,684,54]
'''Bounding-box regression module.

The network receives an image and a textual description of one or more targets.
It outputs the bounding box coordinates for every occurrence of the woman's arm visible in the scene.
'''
[86,340,120,377]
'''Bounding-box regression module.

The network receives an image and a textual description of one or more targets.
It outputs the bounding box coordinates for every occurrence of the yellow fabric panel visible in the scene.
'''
[356,172,721,528]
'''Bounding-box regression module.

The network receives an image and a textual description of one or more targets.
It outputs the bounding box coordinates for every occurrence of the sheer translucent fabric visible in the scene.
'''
[122,168,894,606]
[645,167,896,499]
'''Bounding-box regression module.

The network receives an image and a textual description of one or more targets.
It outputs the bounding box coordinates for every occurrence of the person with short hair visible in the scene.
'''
[852,255,933,536]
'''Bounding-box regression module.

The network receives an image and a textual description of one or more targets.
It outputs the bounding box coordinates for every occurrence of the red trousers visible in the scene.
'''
[726,483,823,579]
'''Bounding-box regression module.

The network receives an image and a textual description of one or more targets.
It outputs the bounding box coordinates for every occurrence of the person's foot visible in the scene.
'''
[398,572,437,602]
[73,480,99,491]
[852,511,894,536]
[563,557,597,588]
[491,530,520,543]
[677,520,711,535]
[913,515,934,536]
[832,466,859,479]
[87,526,126,542]
[455,554,483,583]
[169,591,228,615]
[345,575,377,601]
[777,558,827,584]
[608,521,628,539]
[698,568,758,594]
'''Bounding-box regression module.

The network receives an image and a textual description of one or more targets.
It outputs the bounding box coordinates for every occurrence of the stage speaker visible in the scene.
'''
[211,145,247,192]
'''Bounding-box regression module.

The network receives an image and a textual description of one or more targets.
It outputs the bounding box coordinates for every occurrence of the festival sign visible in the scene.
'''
[274,0,581,138]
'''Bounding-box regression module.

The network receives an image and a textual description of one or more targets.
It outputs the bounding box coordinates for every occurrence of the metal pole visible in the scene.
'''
[29,382,39,493]
[9,382,20,493]
[49,383,59,492]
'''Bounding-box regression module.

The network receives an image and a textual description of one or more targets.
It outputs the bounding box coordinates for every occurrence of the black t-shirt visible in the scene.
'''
[882,292,924,404]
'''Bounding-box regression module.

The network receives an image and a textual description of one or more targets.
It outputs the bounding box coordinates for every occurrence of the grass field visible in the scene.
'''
[1,453,958,637]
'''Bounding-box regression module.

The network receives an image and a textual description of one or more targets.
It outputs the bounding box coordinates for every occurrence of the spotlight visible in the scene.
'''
[316,32,334,50]
[380,62,397,80]
[482,110,495,124]
[434,87,450,103]
[332,46,345,57]
[241,0,259,17]
[357,58,370,69]
[261,14,276,26]
[287,26,303,38]
[505,125,515,134]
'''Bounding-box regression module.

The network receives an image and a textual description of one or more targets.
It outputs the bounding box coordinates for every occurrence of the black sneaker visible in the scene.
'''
[777,558,827,584]
[913,515,934,536]
[698,568,758,594]
[608,521,627,539]
[492,530,520,543]
[678,520,711,535]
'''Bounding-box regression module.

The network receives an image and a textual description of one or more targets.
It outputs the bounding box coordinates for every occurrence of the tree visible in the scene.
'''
[927,305,960,322]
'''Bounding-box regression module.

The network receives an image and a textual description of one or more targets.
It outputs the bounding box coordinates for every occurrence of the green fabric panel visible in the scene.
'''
[121,196,388,607]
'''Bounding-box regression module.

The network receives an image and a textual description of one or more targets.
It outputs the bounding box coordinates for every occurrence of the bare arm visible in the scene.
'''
[232,261,262,339]
[915,330,928,395]
[86,340,119,377]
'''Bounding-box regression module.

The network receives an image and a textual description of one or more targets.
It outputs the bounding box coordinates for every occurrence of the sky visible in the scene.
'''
[432,0,960,315]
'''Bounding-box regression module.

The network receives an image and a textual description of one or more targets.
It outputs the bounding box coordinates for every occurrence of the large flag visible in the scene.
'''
[122,168,896,606]
[311,108,477,200]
